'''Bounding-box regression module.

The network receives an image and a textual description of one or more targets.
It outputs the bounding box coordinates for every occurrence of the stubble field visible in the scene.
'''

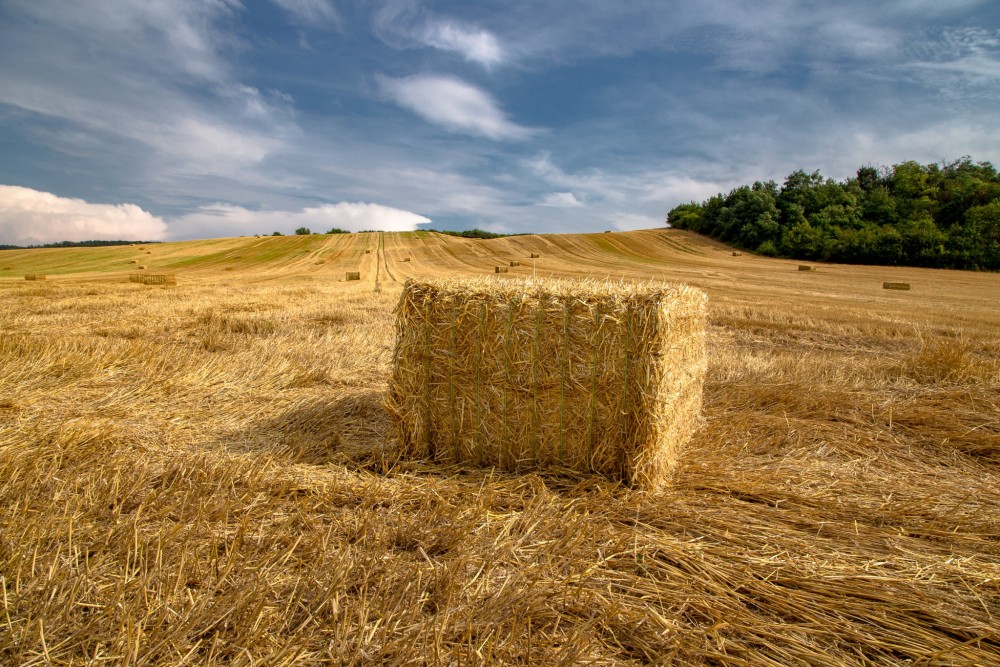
[1,229,998,665]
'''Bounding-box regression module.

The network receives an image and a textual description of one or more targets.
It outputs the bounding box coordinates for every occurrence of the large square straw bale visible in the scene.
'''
[385,276,708,489]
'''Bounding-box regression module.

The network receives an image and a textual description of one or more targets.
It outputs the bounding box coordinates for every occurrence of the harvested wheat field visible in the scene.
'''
[1,229,999,665]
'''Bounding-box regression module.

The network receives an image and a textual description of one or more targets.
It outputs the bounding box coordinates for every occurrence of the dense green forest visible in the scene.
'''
[667,157,1000,270]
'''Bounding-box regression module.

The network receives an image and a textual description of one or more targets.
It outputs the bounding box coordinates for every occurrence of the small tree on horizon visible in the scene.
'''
[294,227,311,235]
[272,231,283,236]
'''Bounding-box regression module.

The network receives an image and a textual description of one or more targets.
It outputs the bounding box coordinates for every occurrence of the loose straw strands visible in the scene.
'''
[128,274,176,285]
[386,276,708,489]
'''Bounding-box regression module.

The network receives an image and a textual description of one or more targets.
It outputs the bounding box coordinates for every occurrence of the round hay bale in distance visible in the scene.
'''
[346,271,361,281]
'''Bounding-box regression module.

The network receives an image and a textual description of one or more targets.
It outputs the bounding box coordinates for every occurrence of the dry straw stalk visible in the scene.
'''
[128,273,176,285]
[346,271,361,281]
[386,276,708,489]
[883,282,911,290]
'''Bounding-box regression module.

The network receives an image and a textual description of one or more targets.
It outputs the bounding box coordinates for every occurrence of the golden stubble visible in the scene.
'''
[0,229,998,665]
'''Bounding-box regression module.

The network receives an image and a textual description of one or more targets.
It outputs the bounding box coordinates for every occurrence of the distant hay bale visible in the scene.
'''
[495,266,509,273]
[129,259,138,264]
[883,282,911,291]
[798,265,813,271]
[365,250,371,254]
[346,272,361,281]
[24,275,46,281]
[530,253,540,258]
[732,251,742,256]
[509,260,520,267]
[224,267,234,271]
[138,265,147,269]
[385,277,708,489]
[145,251,152,255]
[2,266,12,270]
[128,274,176,285]
[402,257,411,262]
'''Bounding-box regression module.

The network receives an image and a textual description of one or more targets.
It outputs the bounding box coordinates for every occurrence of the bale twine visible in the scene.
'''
[385,276,708,489]
[128,274,176,285]
[530,253,540,259]
[798,265,813,271]
[883,282,911,291]
[509,260,520,267]
[495,266,509,273]
[24,275,46,281]
[346,272,361,281]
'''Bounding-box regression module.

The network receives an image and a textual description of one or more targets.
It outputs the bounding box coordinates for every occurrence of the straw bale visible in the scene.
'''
[402,257,411,262]
[346,272,361,281]
[128,274,176,285]
[509,260,520,267]
[798,265,813,271]
[24,275,46,281]
[2,266,11,270]
[385,276,708,489]
[138,265,147,270]
[129,259,138,264]
[495,266,509,273]
[530,253,540,258]
[732,251,742,256]
[883,282,911,291]
[365,250,371,254]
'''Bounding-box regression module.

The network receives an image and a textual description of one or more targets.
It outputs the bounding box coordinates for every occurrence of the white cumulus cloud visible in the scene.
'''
[0,185,167,246]
[167,201,430,239]
[378,74,535,140]
[420,20,505,66]
[540,191,583,207]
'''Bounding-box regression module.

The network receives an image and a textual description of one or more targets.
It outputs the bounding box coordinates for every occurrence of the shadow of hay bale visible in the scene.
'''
[226,391,394,465]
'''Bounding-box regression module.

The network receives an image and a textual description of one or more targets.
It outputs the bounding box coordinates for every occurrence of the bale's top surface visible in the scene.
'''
[402,275,702,304]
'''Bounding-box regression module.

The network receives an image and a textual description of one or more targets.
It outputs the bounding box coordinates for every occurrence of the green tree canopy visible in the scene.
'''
[667,157,1000,270]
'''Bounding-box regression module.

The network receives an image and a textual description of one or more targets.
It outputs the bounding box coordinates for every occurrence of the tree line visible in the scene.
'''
[667,157,1000,270]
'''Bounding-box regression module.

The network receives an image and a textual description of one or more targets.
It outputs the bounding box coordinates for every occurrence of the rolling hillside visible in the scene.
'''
[1,228,999,665]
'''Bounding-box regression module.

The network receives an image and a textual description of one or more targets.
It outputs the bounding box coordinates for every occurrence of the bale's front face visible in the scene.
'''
[385,277,707,489]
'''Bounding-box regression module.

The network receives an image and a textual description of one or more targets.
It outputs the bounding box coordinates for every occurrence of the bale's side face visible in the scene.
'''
[385,277,707,489]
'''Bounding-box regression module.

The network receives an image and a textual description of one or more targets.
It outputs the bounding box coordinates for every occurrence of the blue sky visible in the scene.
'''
[1,0,998,245]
